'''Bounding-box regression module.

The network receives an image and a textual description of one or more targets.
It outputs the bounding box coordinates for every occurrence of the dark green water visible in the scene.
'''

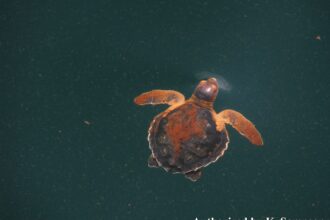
[1,1,330,219]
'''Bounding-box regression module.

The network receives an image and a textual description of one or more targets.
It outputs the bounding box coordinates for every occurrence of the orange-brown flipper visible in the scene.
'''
[134,90,185,106]
[216,109,263,146]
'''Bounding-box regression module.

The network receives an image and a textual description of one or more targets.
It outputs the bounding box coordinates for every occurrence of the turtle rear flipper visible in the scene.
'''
[148,155,159,168]
[185,169,202,181]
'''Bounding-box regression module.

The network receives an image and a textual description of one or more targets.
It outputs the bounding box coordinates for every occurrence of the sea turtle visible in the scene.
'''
[134,78,263,181]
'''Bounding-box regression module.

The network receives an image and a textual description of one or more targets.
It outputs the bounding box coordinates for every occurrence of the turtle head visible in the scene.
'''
[193,77,219,102]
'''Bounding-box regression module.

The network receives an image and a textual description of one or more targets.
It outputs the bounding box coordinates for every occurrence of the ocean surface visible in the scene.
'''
[1,1,330,219]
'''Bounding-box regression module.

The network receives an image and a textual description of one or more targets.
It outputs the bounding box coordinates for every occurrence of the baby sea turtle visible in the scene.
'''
[134,78,263,181]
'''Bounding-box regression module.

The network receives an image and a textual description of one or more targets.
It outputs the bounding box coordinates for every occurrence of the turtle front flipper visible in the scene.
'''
[216,109,263,146]
[134,90,185,106]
